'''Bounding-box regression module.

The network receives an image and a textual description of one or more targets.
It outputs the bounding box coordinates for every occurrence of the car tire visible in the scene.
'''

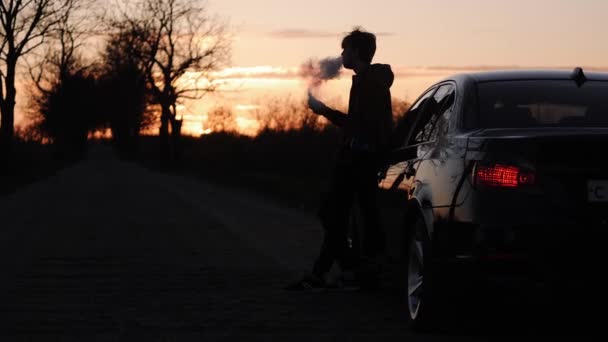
[405,214,446,332]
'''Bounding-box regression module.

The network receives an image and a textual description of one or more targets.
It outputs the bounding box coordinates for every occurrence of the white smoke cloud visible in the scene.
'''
[299,56,343,88]
[300,56,343,112]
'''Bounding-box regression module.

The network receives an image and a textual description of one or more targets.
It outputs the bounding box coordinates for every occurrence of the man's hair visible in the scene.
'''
[341,27,376,64]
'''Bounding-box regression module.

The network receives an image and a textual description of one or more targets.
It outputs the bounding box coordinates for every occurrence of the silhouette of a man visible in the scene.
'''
[287,28,393,290]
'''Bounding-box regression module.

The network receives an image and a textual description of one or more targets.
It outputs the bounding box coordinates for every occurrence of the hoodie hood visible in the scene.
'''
[367,64,394,88]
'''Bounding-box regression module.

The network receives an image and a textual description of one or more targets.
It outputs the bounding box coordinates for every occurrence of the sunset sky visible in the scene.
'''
[16,0,608,135]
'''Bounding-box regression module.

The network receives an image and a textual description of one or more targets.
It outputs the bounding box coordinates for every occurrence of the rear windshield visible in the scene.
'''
[475,80,608,128]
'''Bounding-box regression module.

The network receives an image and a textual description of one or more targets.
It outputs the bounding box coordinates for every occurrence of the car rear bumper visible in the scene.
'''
[434,222,608,289]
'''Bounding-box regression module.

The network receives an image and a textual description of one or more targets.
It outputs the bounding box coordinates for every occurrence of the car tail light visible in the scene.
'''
[475,163,536,188]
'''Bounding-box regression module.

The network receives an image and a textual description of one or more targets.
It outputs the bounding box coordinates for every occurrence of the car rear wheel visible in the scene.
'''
[406,215,445,331]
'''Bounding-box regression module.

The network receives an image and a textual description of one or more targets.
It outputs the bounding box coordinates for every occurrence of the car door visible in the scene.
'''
[380,86,438,193]
[378,86,440,258]
[406,83,459,232]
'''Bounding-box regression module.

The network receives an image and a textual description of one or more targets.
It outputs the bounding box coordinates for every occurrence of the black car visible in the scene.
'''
[378,68,608,330]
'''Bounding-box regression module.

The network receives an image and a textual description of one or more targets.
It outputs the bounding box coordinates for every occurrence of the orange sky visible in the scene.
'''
[14,0,608,136]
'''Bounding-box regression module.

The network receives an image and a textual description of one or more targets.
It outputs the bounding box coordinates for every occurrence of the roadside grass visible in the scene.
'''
[136,128,342,212]
[0,139,68,196]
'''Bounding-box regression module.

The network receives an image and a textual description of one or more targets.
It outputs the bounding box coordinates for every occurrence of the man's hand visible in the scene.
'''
[307,90,348,127]
[307,91,329,115]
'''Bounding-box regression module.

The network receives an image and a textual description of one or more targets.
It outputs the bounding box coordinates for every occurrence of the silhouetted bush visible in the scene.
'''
[99,65,151,159]
[36,70,103,161]
[204,106,238,134]
[253,96,326,134]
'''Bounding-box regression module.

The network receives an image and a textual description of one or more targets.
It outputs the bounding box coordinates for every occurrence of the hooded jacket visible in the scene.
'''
[323,63,394,153]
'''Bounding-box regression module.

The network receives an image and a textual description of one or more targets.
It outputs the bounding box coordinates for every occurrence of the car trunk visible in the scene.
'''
[468,128,608,222]
[466,128,608,284]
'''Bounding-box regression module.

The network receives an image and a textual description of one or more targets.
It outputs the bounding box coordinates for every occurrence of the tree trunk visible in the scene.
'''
[0,103,14,155]
[158,103,171,160]
[0,60,17,159]
[170,116,182,161]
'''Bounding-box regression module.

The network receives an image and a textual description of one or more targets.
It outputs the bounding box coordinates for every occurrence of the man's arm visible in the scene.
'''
[321,107,348,127]
[308,91,348,127]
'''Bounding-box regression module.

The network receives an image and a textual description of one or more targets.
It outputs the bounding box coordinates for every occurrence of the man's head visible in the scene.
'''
[341,27,376,71]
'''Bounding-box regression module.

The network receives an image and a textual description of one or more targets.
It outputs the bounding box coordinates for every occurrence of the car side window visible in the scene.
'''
[391,87,436,148]
[412,84,456,143]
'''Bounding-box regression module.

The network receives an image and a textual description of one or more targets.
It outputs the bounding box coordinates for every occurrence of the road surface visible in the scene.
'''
[0,146,582,340]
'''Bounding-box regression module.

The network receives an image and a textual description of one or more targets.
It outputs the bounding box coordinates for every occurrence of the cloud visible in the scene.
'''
[268,29,395,39]
[210,66,300,80]
[269,29,336,39]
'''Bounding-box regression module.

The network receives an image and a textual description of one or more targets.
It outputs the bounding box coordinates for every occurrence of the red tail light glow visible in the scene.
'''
[475,164,535,188]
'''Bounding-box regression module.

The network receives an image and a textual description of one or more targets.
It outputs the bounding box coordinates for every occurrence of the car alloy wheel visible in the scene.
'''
[407,220,425,320]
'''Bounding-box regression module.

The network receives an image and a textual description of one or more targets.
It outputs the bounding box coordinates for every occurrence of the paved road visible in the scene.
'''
[0,147,581,340]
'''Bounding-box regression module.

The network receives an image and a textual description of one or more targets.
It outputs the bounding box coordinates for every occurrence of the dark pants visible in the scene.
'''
[312,149,386,277]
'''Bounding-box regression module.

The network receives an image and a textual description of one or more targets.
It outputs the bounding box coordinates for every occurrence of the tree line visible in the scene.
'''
[0,0,230,161]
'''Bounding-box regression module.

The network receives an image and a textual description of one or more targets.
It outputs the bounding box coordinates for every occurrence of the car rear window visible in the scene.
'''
[475,80,608,128]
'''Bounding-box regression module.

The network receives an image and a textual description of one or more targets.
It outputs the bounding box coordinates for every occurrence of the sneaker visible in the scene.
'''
[284,274,326,291]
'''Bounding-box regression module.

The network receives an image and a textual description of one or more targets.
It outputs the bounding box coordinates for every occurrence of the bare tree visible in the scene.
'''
[0,0,75,154]
[28,0,94,92]
[27,0,96,132]
[111,0,230,159]
[99,22,157,157]
[20,0,103,161]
